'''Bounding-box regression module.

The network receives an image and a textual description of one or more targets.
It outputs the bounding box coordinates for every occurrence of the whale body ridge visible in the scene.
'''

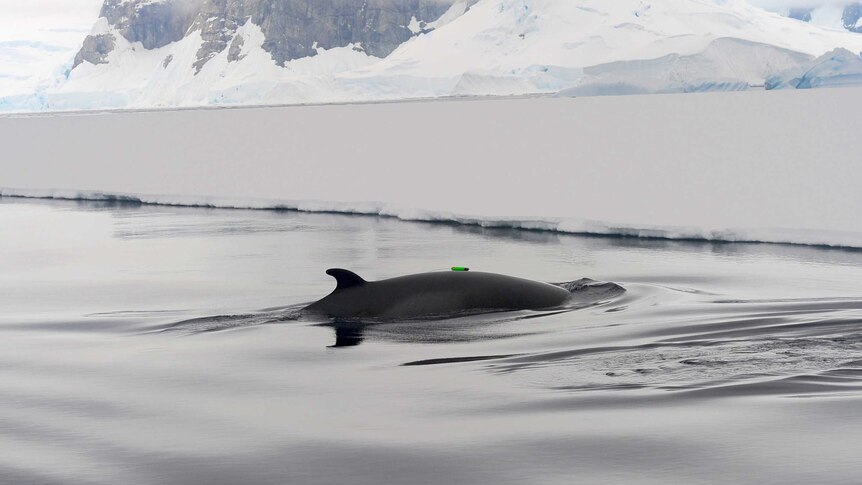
[303,268,574,319]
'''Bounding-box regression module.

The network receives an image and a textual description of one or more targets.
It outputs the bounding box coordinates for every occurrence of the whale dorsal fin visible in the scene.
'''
[326,268,366,290]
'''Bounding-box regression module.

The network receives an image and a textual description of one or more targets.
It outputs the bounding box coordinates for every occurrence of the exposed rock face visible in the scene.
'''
[250,0,452,62]
[787,8,812,23]
[844,3,862,33]
[190,0,455,71]
[100,0,200,49]
[227,35,246,63]
[74,0,456,73]
[72,33,116,69]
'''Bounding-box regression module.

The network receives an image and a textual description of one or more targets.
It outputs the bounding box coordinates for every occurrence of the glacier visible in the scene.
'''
[557,38,811,97]
[766,48,862,89]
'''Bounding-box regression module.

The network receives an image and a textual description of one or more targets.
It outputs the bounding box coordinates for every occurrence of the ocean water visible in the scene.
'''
[1,197,862,484]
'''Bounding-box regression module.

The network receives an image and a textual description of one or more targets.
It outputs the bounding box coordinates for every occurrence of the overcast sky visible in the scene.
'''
[0,0,103,41]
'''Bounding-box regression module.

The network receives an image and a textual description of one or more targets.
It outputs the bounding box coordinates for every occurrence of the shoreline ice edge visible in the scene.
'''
[4,188,860,250]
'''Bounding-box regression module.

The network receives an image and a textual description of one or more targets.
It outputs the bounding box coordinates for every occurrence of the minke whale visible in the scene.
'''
[303,268,574,320]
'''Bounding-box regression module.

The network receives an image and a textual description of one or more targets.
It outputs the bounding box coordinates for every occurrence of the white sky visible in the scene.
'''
[0,0,103,41]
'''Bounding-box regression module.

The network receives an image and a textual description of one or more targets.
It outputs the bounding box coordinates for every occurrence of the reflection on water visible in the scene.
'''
[1,197,862,484]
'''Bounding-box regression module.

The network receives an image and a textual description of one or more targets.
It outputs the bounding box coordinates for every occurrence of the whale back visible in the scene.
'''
[305,269,572,319]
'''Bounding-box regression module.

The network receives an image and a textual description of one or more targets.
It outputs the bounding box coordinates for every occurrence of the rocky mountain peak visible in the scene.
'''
[844,3,862,33]
[74,0,457,73]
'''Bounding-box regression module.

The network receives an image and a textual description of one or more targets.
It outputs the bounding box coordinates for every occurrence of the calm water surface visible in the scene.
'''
[1,198,862,484]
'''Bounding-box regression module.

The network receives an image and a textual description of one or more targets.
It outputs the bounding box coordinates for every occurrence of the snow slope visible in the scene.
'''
[51,19,379,110]
[366,0,862,76]
[6,0,862,111]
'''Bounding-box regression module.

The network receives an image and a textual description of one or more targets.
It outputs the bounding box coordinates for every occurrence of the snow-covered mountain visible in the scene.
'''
[4,0,862,111]
[767,47,862,89]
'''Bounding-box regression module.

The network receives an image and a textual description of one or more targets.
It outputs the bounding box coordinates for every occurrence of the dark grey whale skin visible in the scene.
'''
[303,269,574,320]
